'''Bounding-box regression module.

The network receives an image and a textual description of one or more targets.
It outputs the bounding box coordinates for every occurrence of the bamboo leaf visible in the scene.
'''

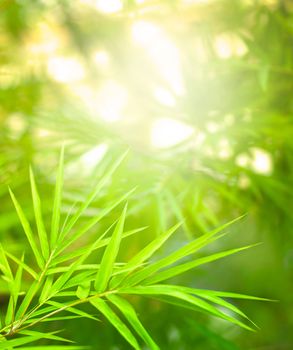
[49,227,112,297]
[54,227,146,266]
[110,222,181,289]
[123,232,226,287]
[76,281,91,299]
[60,151,128,242]
[16,280,41,319]
[29,167,50,260]
[0,334,44,349]
[107,294,159,350]
[46,300,99,321]
[39,276,53,303]
[8,188,44,269]
[5,254,24,326]
[18,346,88,349]
[5,251,38,280]
[94,205,127,292]
[19,330,72,343]
[90,298,140,350]
[143,243,260,285]
[120,285,254,331]
[0,244,13,281]
[51,146,65,248]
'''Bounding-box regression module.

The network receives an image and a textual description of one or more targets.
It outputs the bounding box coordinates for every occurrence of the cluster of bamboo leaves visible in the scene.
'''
[0,148,268,349]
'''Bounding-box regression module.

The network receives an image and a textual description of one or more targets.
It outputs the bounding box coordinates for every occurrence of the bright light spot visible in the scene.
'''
[47,57,85,83]
[80,144,108,171]
[28,38,59,56]
[214,34,247,59]
[214,35,232,59]
[206,121,220,133]
[96,80,128,122]
[72,81,128,122]
[6,113,27,140]
[236,153,250,168]
[132,21,160,45]
[95,0,123,13]
[26,23,60,56]
[218,138,233,159]
[93,50,110,67]
[183,0,210,4]
[251,148,273,175]
[35,128,51,138]
[154,87,176,107]
[238,174,251,189]
[236,149,273,175]
[151,118,193,148]
[131,21,185,95]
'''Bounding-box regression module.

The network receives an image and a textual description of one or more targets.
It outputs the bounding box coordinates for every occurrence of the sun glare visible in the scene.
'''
[236,148,273,175]
[131,21,185,95]
[151,118,194,148]
[47,57,85,83]
[72,81,128,123]
[251,148,273,175]
[95,0,123,13]
[154,87,176,107]
[214,34,247,59]
[93,50,110,67]
[80,144,108,170]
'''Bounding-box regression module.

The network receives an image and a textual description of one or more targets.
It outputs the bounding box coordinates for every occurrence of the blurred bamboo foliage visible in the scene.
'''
[0,0,293,349]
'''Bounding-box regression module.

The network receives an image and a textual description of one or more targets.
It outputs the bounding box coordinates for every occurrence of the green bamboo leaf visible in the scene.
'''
[143,243,260,285]
[76,281,91,299]
[46,300,99,321]
[110,222,181,289]
[18,346,88,349]
[5,251,38,280]
[190,291,257,327]
[5,297,14,329]
[39,276,53,303]
[29,167,50,260]
[62,271,95,290]
[145,284,258,326]
[60,151,128,243]
[124,217,244,287]
[50,145,65,248]
[120,285,254,331]
[27,315,83,323]
[90,298,140,350]
[107,294,159,350]
[16,280,40,319]
[24,305,56,319]
[19,330,72,343]
[9,188,44,269]
[5,254,24,326]
[49,227,112,297]
[94,205,127,292]
[56,188,136,256]
[0,244,13,281]
[54,226,146,266]
[123,232,226,287]
[54,221,117,265]
[198,289,272,301]
[164,190,191,237]
[0,334,44,349]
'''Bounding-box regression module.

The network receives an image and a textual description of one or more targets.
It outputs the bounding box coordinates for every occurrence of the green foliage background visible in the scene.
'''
[0,0,292,349]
